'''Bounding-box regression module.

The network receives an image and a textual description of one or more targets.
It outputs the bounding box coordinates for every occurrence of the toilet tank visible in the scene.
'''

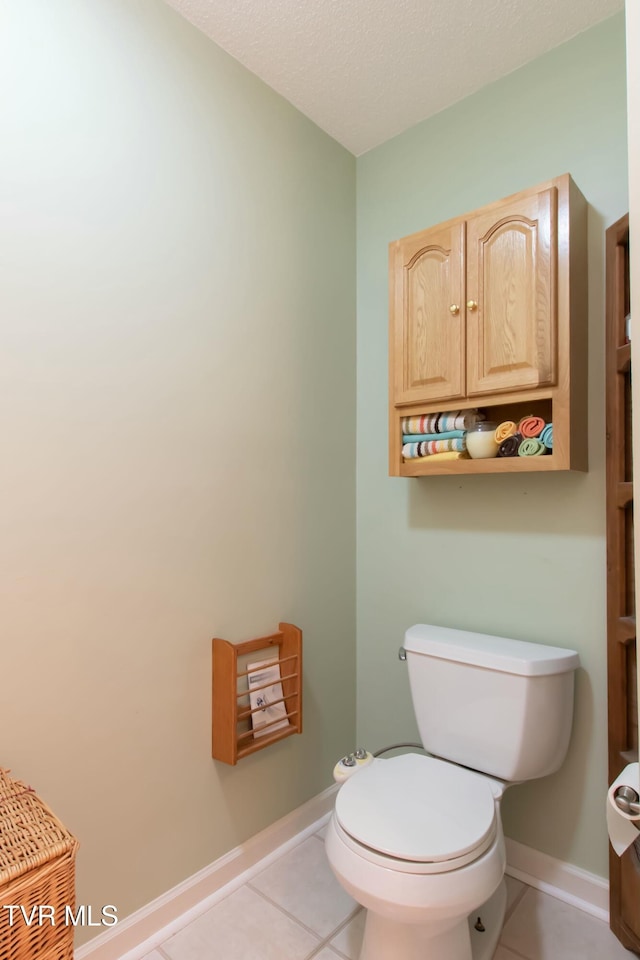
[404,624,580,782]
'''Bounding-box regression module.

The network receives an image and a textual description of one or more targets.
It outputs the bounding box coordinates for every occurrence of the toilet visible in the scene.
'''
[325,624,580,960]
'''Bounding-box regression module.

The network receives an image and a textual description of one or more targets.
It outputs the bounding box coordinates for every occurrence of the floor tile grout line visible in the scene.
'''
[498,886,547,960]
[306,946,349,960]
[318,906,364,958]
[245,878,361,946]
[504,882,530,922]
[245,881,325,942]
[304,942,343,960]
[302,907,363,960]
[244,829,357,954]
[496,945,536,960]
[319,938,353,960]
[497,887,538,960]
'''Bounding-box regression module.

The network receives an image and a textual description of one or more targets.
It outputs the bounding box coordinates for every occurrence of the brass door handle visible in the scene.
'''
[449,304,460,315]
[467,300,478,311]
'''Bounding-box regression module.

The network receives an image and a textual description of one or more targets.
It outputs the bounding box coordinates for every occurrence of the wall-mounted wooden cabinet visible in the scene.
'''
[389,174,588,476]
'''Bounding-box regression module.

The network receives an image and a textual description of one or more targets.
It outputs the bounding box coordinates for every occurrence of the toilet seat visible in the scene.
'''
[331,815,498,875]
[335,753,497,874]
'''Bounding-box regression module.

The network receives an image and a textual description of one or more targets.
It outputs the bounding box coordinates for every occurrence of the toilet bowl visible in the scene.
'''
[325,624,580,960]
[325,753,507,960]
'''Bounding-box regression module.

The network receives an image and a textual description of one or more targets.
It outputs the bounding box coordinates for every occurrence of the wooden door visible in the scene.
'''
[466,187,557,397]
[606,214,640,954]
[390,221,465,404]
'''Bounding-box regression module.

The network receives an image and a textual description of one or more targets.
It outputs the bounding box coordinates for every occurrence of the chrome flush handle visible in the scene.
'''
[398,646,407,662]
[614,785,640,816]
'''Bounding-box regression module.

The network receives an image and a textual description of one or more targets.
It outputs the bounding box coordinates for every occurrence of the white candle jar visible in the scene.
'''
[466,421,499,459]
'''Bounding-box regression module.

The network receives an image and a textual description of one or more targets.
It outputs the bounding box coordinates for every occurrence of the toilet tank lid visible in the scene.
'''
[404,624,580,676]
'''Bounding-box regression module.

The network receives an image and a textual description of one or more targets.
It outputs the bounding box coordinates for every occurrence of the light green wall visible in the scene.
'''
[0,0,355,934]
[356,13,627,879]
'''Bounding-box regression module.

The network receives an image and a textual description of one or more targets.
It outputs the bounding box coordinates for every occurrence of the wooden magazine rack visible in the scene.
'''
[211,622,302,764]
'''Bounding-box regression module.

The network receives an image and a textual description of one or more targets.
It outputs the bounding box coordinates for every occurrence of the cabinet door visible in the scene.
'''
[390,221,465,404]
[466,188,557,396]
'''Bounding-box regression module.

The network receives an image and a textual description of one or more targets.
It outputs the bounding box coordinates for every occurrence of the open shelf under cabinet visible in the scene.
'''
[391,395,582,477]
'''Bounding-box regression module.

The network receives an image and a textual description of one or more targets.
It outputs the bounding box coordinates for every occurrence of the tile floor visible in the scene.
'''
[144,824,635,960]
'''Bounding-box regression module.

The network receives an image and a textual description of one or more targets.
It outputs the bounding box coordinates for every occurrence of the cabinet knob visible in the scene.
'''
[449,304,460,315]
[467,300,478,311]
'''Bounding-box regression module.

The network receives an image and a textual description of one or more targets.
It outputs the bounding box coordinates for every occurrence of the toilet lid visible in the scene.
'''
[335,754,496,863]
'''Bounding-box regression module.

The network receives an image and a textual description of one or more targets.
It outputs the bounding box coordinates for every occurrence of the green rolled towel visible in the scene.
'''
[518,437,546,457]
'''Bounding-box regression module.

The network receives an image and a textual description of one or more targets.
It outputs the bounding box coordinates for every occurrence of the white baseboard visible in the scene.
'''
[505,837,609,922]
[75,784,338,960]
[75,788,609,960]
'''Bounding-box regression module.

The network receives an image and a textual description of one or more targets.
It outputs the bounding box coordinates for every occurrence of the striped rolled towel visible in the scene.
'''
[402,438,467,459]
[540,423,553,449]
[518,415,546,439]
[497,434,522,458]
[402,410,484,435]
[401,430,466,443]
[495,420,518,444]
[518,437,546,457]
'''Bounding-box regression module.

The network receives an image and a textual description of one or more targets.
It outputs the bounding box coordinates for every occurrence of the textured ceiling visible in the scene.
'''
[164,0,624,155]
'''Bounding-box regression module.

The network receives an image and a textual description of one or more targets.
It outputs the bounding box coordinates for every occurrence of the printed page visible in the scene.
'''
[247,659,290,739]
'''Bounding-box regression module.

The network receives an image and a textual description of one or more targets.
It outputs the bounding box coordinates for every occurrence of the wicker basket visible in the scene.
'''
[0,769,78,960]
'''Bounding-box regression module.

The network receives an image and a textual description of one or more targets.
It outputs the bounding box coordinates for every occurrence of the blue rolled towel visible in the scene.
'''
[540,423,553,449]
[401,430,466,443]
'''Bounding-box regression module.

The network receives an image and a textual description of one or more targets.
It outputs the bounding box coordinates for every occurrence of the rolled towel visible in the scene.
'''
[497,433,522,458]
[495,420,518,444]
[402,410,484,435]
[402,438,467,459]
[518,415,546,438]
[518,437,546,457]
[401,430,466,443]
[540,423,553,449]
